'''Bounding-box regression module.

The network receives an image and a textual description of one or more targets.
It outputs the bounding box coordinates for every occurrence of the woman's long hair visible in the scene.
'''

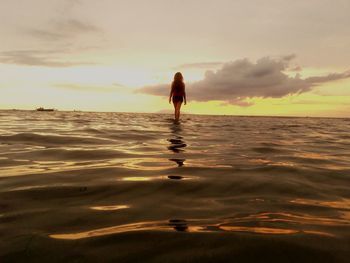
[173,72,184,82]
[172,72,185,93]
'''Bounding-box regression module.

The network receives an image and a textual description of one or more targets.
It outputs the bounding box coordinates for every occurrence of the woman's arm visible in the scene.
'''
[184,91,187,105]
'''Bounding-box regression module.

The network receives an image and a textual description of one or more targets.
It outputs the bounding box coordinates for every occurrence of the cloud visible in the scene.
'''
[139,56,350,106]
[175,62,223,69]
[20,0,101,43]
[305,72,350,84]
[54,83,127,92]
[3,1,103,67]
[25,19,100,42]
[65,0,81,7]
[0,50,94,67]
[281,54,296,62]
[288,66,302,72]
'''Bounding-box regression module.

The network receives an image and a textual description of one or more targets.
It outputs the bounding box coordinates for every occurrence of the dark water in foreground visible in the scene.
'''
[0,110,349,262]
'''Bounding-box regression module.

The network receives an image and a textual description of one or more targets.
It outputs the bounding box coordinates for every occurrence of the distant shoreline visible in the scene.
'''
[0,108,348,119]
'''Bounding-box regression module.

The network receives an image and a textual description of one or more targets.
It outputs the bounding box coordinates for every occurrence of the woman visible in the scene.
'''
[169,72,187,121]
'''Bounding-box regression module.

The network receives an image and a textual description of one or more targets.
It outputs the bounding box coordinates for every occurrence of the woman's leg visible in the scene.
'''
[173,101,177,119]
[175,102,182,120]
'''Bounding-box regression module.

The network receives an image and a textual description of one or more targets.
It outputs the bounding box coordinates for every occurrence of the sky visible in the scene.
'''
[0,0,349,117]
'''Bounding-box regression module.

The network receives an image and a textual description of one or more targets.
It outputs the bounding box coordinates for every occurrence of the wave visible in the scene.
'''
[0,133,113,146]
[0,111,349,262]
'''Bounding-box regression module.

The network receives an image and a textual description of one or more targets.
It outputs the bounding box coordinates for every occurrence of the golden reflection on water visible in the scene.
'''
[121,177,155,181]
[234,212,350,226]
[250,159,295,167]
[219,226,297,235]
[250,159,270,164]
[2,156,181,178]
[268,161,295,167]
[50,220,204,240]
[49,211,344,240]
[303,230,335,237]
[120,158,174,170]
[0,166,46,177]
[120,175,171,181]
[296,152,332,160]
[0,160,96,177]
[290,198,350,210]
[120,175,195,181]
[50,220,334,240]
[13,159,30,162]
[90,205,130,211]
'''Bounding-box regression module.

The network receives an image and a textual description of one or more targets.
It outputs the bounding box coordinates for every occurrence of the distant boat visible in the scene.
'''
[36,107,56,112]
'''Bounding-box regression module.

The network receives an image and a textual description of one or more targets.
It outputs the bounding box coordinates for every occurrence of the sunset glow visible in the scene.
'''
[1,0,349,117]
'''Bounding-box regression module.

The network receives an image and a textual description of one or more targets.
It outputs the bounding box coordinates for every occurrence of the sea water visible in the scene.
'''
[0,110,349,262]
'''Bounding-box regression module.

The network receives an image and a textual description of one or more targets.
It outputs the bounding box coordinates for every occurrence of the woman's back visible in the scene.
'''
[172,81,185,96]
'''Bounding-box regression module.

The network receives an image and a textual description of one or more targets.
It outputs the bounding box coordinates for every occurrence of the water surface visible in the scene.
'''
[0,110,349,262]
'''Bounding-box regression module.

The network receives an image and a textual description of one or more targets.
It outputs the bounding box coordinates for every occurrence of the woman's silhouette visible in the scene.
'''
[169,72,187,121]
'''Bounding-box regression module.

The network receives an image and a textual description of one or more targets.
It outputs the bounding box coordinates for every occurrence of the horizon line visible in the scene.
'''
[0,108,348,119]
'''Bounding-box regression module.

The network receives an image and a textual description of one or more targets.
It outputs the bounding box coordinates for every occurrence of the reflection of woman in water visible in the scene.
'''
[169,72,187,121]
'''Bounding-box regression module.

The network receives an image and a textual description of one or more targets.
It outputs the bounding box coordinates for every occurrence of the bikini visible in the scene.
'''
[172,95,183,103]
